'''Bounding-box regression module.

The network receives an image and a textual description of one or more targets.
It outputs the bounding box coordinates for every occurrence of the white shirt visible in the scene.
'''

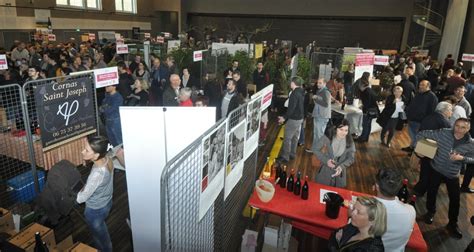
[391,99,405,118]
[377,197,416,252]
[450,105,467,126]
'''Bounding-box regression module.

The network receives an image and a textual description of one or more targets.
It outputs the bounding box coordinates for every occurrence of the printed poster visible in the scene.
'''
[0,55,8,70]
[354,53,374,81]
[199,120,227,221]
[224,120,246,199]
[244,97,262,159]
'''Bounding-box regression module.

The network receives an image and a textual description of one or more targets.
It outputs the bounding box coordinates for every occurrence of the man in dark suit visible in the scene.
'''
[163,74,180,106]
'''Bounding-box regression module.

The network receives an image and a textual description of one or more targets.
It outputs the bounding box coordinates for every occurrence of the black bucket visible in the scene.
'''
[323,192,344,219]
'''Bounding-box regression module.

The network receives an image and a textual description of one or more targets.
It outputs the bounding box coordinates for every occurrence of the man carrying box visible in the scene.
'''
[416,118,474,239]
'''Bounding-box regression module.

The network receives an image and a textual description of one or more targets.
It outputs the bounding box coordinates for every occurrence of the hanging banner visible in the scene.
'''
[167,40,181,52]
[354,53,375,81]
[251,84,274,111]
[116,44,129,54]
[193,50,203,62]
[0,55,8,70]
[34,77,97,151]
[462,53,474,62]
[94,67,119,88]
[81,35,89,42]
[199,120,227,221]
[374,55,389,66]
[47,34,56,41]
[224,119,246,199]
[244,97,262,160]
[255,44,263,59]
[88,33,96,41]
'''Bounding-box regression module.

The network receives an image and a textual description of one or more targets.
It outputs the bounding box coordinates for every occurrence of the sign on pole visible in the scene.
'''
[94,67,119,88]
[0,54,8,70]
[374,55,389,66]
[193,50,203,62]
[48,34,56,41]
[34,77,97,151]
[116,44,129,54]
[88,33,96,41]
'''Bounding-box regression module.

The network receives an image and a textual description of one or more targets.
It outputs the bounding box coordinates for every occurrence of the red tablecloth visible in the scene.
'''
[248,180,428,252]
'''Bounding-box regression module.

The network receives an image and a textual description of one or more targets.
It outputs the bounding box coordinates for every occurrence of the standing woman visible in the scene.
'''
[77,135,114,252]
[377,86,406,148]
[315,119,356,188]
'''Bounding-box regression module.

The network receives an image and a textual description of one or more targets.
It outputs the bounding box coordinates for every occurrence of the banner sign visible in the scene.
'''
[94,67,119,88]
[193,50,203,62]
[462,53,474,62]
[0,54,8,70]
[251,84,274,111]
[354,53,375,81]
[255,44,263,59]
[88,33,96,40]
[116,44,129,54]
[374,55,389,66]
[35,77,97,151]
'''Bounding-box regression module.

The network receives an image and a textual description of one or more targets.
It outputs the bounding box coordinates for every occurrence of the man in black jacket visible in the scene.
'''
[396,73,416,106]
[413,101,452,197]
[220,79,243,119]
[163,74,181,106]
[402,80,438,153]
[117,61,133,99]
[277,77,305,163]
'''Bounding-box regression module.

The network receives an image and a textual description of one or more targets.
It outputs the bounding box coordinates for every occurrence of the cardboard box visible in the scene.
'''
[415,138,437,159]
[52,235,74,252]
[262,237,298,252]
[68,242,98,252]
[8,223,56,252]
[0,207,15,233]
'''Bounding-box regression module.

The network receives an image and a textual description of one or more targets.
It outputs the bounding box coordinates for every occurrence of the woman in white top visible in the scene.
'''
[377,86,406,147]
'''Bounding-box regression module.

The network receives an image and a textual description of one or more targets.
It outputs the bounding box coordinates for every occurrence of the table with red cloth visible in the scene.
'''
[248,180,428,252]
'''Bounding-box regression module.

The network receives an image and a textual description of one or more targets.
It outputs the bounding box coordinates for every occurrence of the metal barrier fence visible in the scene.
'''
[161,103,259,251]
[310,52,343,81]
[0,73,98,212]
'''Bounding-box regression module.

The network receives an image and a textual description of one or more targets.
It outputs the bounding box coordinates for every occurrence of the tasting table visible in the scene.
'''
[248,180,428,252]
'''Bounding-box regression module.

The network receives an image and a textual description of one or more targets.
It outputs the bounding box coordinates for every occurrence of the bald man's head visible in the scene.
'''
[170,74,181,89]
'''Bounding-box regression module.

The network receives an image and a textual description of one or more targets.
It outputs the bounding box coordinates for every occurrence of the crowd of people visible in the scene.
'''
[2,37,474,251]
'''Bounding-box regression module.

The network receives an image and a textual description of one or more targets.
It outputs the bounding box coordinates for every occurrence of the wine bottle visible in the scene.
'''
[287,169,295,192]
[279,165,287,188]
[409,195,417,210]
[397,179,409,203]
[341,95,346,110]
[301,176,309,200]
[34,232,47,252]
[294,171,301,195]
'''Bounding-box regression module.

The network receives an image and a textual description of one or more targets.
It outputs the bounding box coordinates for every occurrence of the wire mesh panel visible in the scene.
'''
[161,119,228,251]
[310,52,343,81]
[0,84,34,209]
[215,104,257,251]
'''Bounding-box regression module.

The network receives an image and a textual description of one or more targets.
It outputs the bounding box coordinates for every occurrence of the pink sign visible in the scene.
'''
[0,55,7,70]
[116,44,129,54]
[89,33,96,40]
[355,53,375,66]
[193,50,203,62]
[374,55,389,66]
[94,67,119,88]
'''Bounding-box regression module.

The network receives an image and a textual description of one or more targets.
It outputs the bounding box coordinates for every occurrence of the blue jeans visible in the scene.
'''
[311,118,329,152]
[85,200,113,252]
[360,114,372,141]
[408,121,421,148]
[106,117,122,146]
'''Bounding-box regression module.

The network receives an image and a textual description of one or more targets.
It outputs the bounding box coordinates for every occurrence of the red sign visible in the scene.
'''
[0,55,7,70]
[355,53,375,66]
[48,34,56,41]
[193,50,203,62]
[374,55,389,66]
[94,67,119,88]
[89,33,96,40]
[462,53,474,62]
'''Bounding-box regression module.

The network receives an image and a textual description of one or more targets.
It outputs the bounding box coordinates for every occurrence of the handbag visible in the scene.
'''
[367,107,379,118]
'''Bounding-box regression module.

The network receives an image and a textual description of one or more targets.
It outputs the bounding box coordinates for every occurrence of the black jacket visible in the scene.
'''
[419,112,451,131]
[360,87,379,114]
[162,86,179,106]
[285,87,305,121]
[328,224,384,252]
[406,90,438,122]
[253,69,269,91]
[396,80,416,106]
[376,95,407,128]
[118,72,134,98]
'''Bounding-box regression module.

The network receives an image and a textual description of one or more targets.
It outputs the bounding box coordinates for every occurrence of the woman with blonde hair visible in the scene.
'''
[377,85,407,148]
[125,79,149,106]
[328,196,387,251]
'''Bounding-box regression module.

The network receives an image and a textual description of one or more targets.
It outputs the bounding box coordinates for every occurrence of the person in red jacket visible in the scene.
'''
[179,87,193,107]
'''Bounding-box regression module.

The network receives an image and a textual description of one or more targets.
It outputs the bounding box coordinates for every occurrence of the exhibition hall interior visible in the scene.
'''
[1,0,474,251]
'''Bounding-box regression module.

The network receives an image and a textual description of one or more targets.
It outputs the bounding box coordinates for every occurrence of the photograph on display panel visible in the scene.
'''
[199,120,227,221]
[224,120,246,199]
[244,97,262,159]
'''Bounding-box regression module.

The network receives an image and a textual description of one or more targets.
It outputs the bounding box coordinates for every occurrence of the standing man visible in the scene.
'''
[220,79,243,119]
[163,74,181,106]
[307,78,331,153]
[417,118,474,239]
[374,168,415,252]
[277,77,305,163]
[150,58,170,105]
[402,80,438,154]
[233,71,247,98]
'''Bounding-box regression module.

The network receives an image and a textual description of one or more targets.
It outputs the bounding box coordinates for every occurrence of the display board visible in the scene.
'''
[251,84,274,111]
[212,42,254,57]
[121,106,216,252]
[244,97,262,160]
[224,120,246,199]
[34,76,96,151]
[354,53,375,81]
